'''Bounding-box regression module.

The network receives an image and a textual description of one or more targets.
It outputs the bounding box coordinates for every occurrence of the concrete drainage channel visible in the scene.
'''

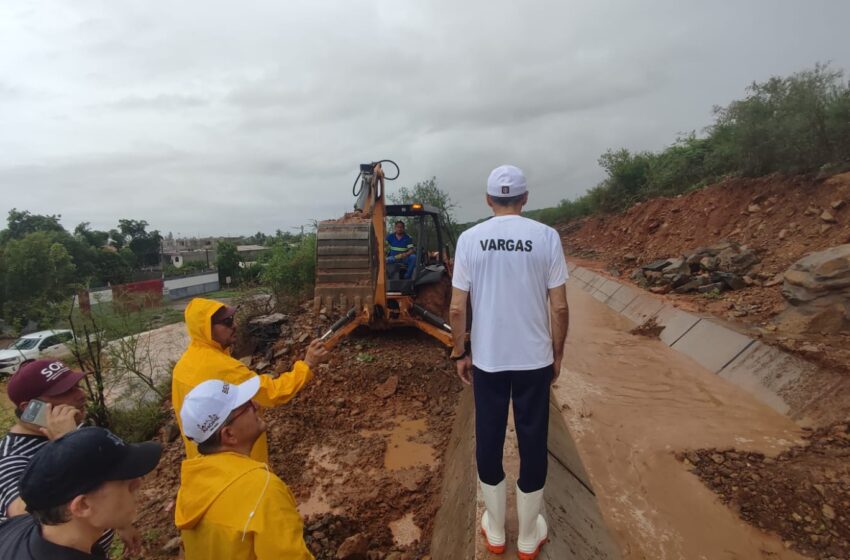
[569,264,845,421]
[425,263,846,558]
[429,385,622,559]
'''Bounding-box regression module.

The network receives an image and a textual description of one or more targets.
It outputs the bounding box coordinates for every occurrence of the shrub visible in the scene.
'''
[259,235,316,302]
[109,401,165,443]
[529,63,850,225]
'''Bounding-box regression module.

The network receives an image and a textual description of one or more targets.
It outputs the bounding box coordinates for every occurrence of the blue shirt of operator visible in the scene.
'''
[386,233,414,255]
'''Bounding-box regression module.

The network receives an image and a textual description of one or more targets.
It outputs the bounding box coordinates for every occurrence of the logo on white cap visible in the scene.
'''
[487,165,528,198]
[180,377,260,443]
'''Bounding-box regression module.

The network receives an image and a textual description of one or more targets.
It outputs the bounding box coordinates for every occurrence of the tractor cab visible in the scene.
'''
[384,203,451,295]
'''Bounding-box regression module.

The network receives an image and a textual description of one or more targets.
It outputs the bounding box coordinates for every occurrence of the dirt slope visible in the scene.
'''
[560,172,850,387]
[563,173,850,282]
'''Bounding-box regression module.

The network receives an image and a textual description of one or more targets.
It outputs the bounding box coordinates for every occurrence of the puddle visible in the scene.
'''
[385,418,436,470]
[389,512,421,547]
[363,418,436,471]
[298,487,337,517]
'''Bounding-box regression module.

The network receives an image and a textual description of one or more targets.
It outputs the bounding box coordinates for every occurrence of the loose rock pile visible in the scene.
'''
[630,241,760,295]
[776,244,850,334]
[681,423,850,560]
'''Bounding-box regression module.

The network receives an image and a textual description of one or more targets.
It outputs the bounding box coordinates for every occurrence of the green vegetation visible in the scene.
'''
[109,400,166,443]
[0,390,15,433]
[201,288,245,299]
[0,211,163,331]
[259,234,316,304]
[356,352,376,363]
[525,64,850,225]
[163,260,210,278]
[215,240,242,286]
[63,303,176,441]
[66,302,183,341]
[389,176,460,242]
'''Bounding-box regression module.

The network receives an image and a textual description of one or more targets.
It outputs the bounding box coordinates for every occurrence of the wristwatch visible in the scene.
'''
[449,350,467,361]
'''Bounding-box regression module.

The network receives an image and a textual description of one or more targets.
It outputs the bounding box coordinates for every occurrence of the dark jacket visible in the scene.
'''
[0,514,106,559]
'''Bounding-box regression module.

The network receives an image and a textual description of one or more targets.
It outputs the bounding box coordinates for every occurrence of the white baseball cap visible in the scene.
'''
[487,165,528,197]
[180,377,260,443]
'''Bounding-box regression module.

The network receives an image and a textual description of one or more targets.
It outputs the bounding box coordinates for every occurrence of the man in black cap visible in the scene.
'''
[0,427,162,559]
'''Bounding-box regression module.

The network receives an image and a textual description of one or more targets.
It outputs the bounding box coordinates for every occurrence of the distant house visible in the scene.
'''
[236,245,270,265]
[161,243,270,269]
[163,248,216,269]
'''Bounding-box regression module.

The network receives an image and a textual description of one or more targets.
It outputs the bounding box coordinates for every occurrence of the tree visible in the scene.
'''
[1,232,77,328]
[389,177,460,247]
[216,241,242,285]
[244,231,269,246]
[260,235,316,299]
[390,177,458,231]
[108,229,125,250]
[118,219,150,240]
[710,63,850,175]
[596,149,653,212]
[116,218,162,268]
[74,222,110,248]
[94,250,132,286]
[0,209,65,243]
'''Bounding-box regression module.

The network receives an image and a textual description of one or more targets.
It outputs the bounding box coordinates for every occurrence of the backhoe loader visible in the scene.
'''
[314,161,454,348]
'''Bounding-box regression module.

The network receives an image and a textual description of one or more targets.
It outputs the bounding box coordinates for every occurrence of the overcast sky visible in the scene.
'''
[1,1,849,237]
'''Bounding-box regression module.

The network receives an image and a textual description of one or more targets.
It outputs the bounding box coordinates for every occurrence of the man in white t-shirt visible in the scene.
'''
[449,164,569,560]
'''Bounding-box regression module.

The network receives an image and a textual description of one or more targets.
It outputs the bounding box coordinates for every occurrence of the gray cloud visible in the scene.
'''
[0,0,848,235]
[107,94,209,111]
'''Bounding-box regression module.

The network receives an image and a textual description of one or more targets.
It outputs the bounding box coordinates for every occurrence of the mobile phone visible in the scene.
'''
[21,399,50,428]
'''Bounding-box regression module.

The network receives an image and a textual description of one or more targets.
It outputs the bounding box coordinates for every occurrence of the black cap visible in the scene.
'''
[20,427,162,511]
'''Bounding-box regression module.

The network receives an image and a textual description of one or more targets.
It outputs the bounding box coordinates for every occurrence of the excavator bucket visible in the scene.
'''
[314,219,376,314]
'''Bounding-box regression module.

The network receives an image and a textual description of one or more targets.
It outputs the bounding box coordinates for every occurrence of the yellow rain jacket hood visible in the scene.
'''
[175,451,313,560]
[172,298,313,463]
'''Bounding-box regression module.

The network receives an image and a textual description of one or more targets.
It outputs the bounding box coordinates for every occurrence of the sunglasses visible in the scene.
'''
[223,401,255,426]
[214,316,235,328]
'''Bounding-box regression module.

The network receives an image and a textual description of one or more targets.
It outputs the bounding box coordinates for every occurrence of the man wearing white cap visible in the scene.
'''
[174,378,313,559]
[449,165,569,559]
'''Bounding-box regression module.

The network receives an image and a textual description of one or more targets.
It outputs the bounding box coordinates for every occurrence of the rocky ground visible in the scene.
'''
[562,172,850,381]
[680,423,850,560]
[131,304,461,559]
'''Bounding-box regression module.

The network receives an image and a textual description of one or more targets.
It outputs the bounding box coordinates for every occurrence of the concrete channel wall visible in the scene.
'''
[430,389,621,559]
[568,263,843,421]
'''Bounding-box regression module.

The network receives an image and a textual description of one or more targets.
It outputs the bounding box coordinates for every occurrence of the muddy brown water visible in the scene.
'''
[554,283,809,559]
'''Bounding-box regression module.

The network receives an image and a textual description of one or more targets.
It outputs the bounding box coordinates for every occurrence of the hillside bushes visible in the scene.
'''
[528,64,850,225]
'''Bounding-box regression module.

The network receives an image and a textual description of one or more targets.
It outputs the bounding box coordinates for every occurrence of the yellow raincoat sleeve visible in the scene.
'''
[252,476,315,560]
[253,360,314,408]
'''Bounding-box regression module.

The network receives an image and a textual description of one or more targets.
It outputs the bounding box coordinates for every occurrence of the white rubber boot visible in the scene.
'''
[516,484,548,560]
[479,478,506,554]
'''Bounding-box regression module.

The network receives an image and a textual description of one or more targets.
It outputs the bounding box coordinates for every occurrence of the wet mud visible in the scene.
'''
[133,327,462,559]
[553,284,812,559]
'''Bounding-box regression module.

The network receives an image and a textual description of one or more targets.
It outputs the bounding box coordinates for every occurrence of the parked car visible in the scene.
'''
[0,330,76,378]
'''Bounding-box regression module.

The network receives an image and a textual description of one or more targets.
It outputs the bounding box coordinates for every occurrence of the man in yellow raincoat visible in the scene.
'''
[173,297,329,463]
[176,377,313,559]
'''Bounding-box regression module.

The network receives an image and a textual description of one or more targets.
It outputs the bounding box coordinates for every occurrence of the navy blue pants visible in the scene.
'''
[473,364,552,493]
